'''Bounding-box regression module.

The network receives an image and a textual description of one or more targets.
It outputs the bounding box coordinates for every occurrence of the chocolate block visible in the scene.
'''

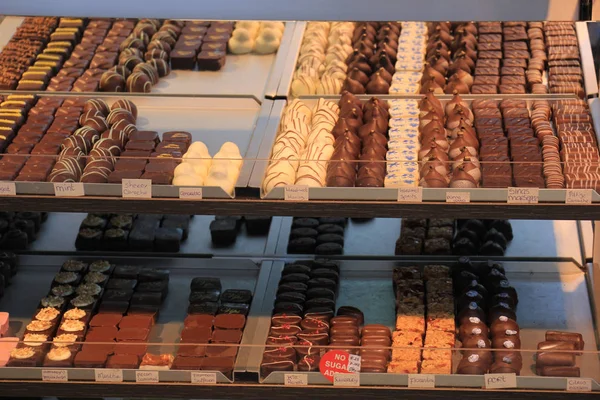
[191,277,222,292]
[197,50,226,71]
[128,227,156,251]
[74,350,107,368]
[220,289,252,304]
[170,50,196,70]
[188,302,219,315]
[154,227,183,252]
[131,292,162,306]
[106,354,139,369]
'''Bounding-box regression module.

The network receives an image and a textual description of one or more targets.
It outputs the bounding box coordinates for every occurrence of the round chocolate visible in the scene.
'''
[119,48,143,60]
[107,108,135,125]
[492,335,521,350]
[489,220,513,241]
[289,227,318,239]
[458,289,485,310]
[461,334,491,349]
[111,65,131,79]
[147,40,172,54]
[145,49,169,61]
[111,99,138,119]
[458,321,489,340]
[462,219,487,236]
[119,37,145,52]
[83,99,110,116]
[336,306,364,326]
[119,54,144,71]
[126,72,152,93]
[133,22,158,37]
[148,58,170,77]
[133,62,159,84]
[458,302,486,325]
[99,70,125,92]
[316,233,344,245]
[151,31,176,47]
[484,228,508,250]
[62,135,91,153]
[83,116,109,133]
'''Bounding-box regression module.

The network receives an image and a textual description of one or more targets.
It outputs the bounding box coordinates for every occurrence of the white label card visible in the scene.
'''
[136,370,159,383]
[284,373,308,386]
[507,187,539,204]
[42,369,68,382]
[122,179,152,199]
[408,374,435,388]
[333,373,360,387]
[446,192,470,203]
[179,187,203,200]
[347,354,361,373]
[284,185,309,201]
[484,373,517,389]
[95,369,123,382]
[0,182,16,196]
[565,189,593,204]
[397,187,423,202]
[191,371,217,384]
[53,182,84,197]
[567,378,592,392]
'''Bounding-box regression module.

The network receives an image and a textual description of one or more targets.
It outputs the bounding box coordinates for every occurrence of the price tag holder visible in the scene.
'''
[136,370,159,383]
[42,369,68,382]
[95,369,123,382]
[565,189,593,204]
[484,373,517,389]
[0,182,16,196]
[284,185,309,201]
[507,187,539,204]
[567,378,592,392]
[53,182,84,197]
[347,354,361,373]
[397,187,422,202]
[333,373,360,387]
[179,187,203,200]
[191,371,217,385]
[408,374,435,388]
[284,373,308,386]
[446,191,470,203]
[122,179,152,199]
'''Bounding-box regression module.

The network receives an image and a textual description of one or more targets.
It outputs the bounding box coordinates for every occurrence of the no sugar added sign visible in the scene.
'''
[319,350,361,384]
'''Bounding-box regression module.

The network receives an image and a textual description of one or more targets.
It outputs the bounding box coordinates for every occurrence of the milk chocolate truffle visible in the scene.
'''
[148,59,170,77]
[126,72,152,93]
[99,71,125,92]
[111,99,138,119]
[133,63,159,84]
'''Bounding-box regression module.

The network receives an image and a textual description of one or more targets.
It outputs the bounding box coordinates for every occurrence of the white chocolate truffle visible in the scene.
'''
[291,75,317,97]
[254,36,280,54]
[316,75,342,95]
[261,21,285,32]
[174,163,195,176]
[173,174,204,186]
[187,141,210,155]
[236,21,261,35]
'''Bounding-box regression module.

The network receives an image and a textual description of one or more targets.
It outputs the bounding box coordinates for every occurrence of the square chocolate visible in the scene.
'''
[197,50,226,71]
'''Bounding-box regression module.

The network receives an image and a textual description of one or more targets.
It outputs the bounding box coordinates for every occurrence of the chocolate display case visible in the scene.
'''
[0,255,269,382]
[0,17,297,99]
[252,259,600,389]
[2,2,600,398]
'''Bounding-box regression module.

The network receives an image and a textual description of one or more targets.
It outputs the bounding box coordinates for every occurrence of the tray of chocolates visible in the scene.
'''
[0,17,295,100]
[0,94,271,198]
[251,258,600,388]
[26,213,276,257]
[0,255,268,382]
[282,21,594,99]
[254,93,600,201]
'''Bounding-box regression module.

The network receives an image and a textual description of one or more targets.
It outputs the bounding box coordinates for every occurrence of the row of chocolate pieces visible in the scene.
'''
[544,23,584,98]
[210,216,273,246]
[290,22,356,96]
[170,21,234,72]
[0,95,89,182]
[76,214,189,252]
[0,17,58,89]
[470,22,546,95]
[395,218,454,256]
[556,99,600,190]
[0,212,48,251]
[422,22,477,94]
[454,259,521,375]
[390,265,454,374]
[389,22,427,94]
[260,260,340,376]
[7,260,166,367]
[174,141,243,195]
[100,19,177,93]
[342,22,400,95]
[228,22,284,55]
[287,217,346,255]
[535,330,584,377]
[383,99,419,187]
[453,219,514,256]
[18,18,101,91]
[532,101,563,188]
[262,99,338,192]
[420,93,480,188]
[46,19,141,92]
[174,278,252,375]
[327,93,390,187]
